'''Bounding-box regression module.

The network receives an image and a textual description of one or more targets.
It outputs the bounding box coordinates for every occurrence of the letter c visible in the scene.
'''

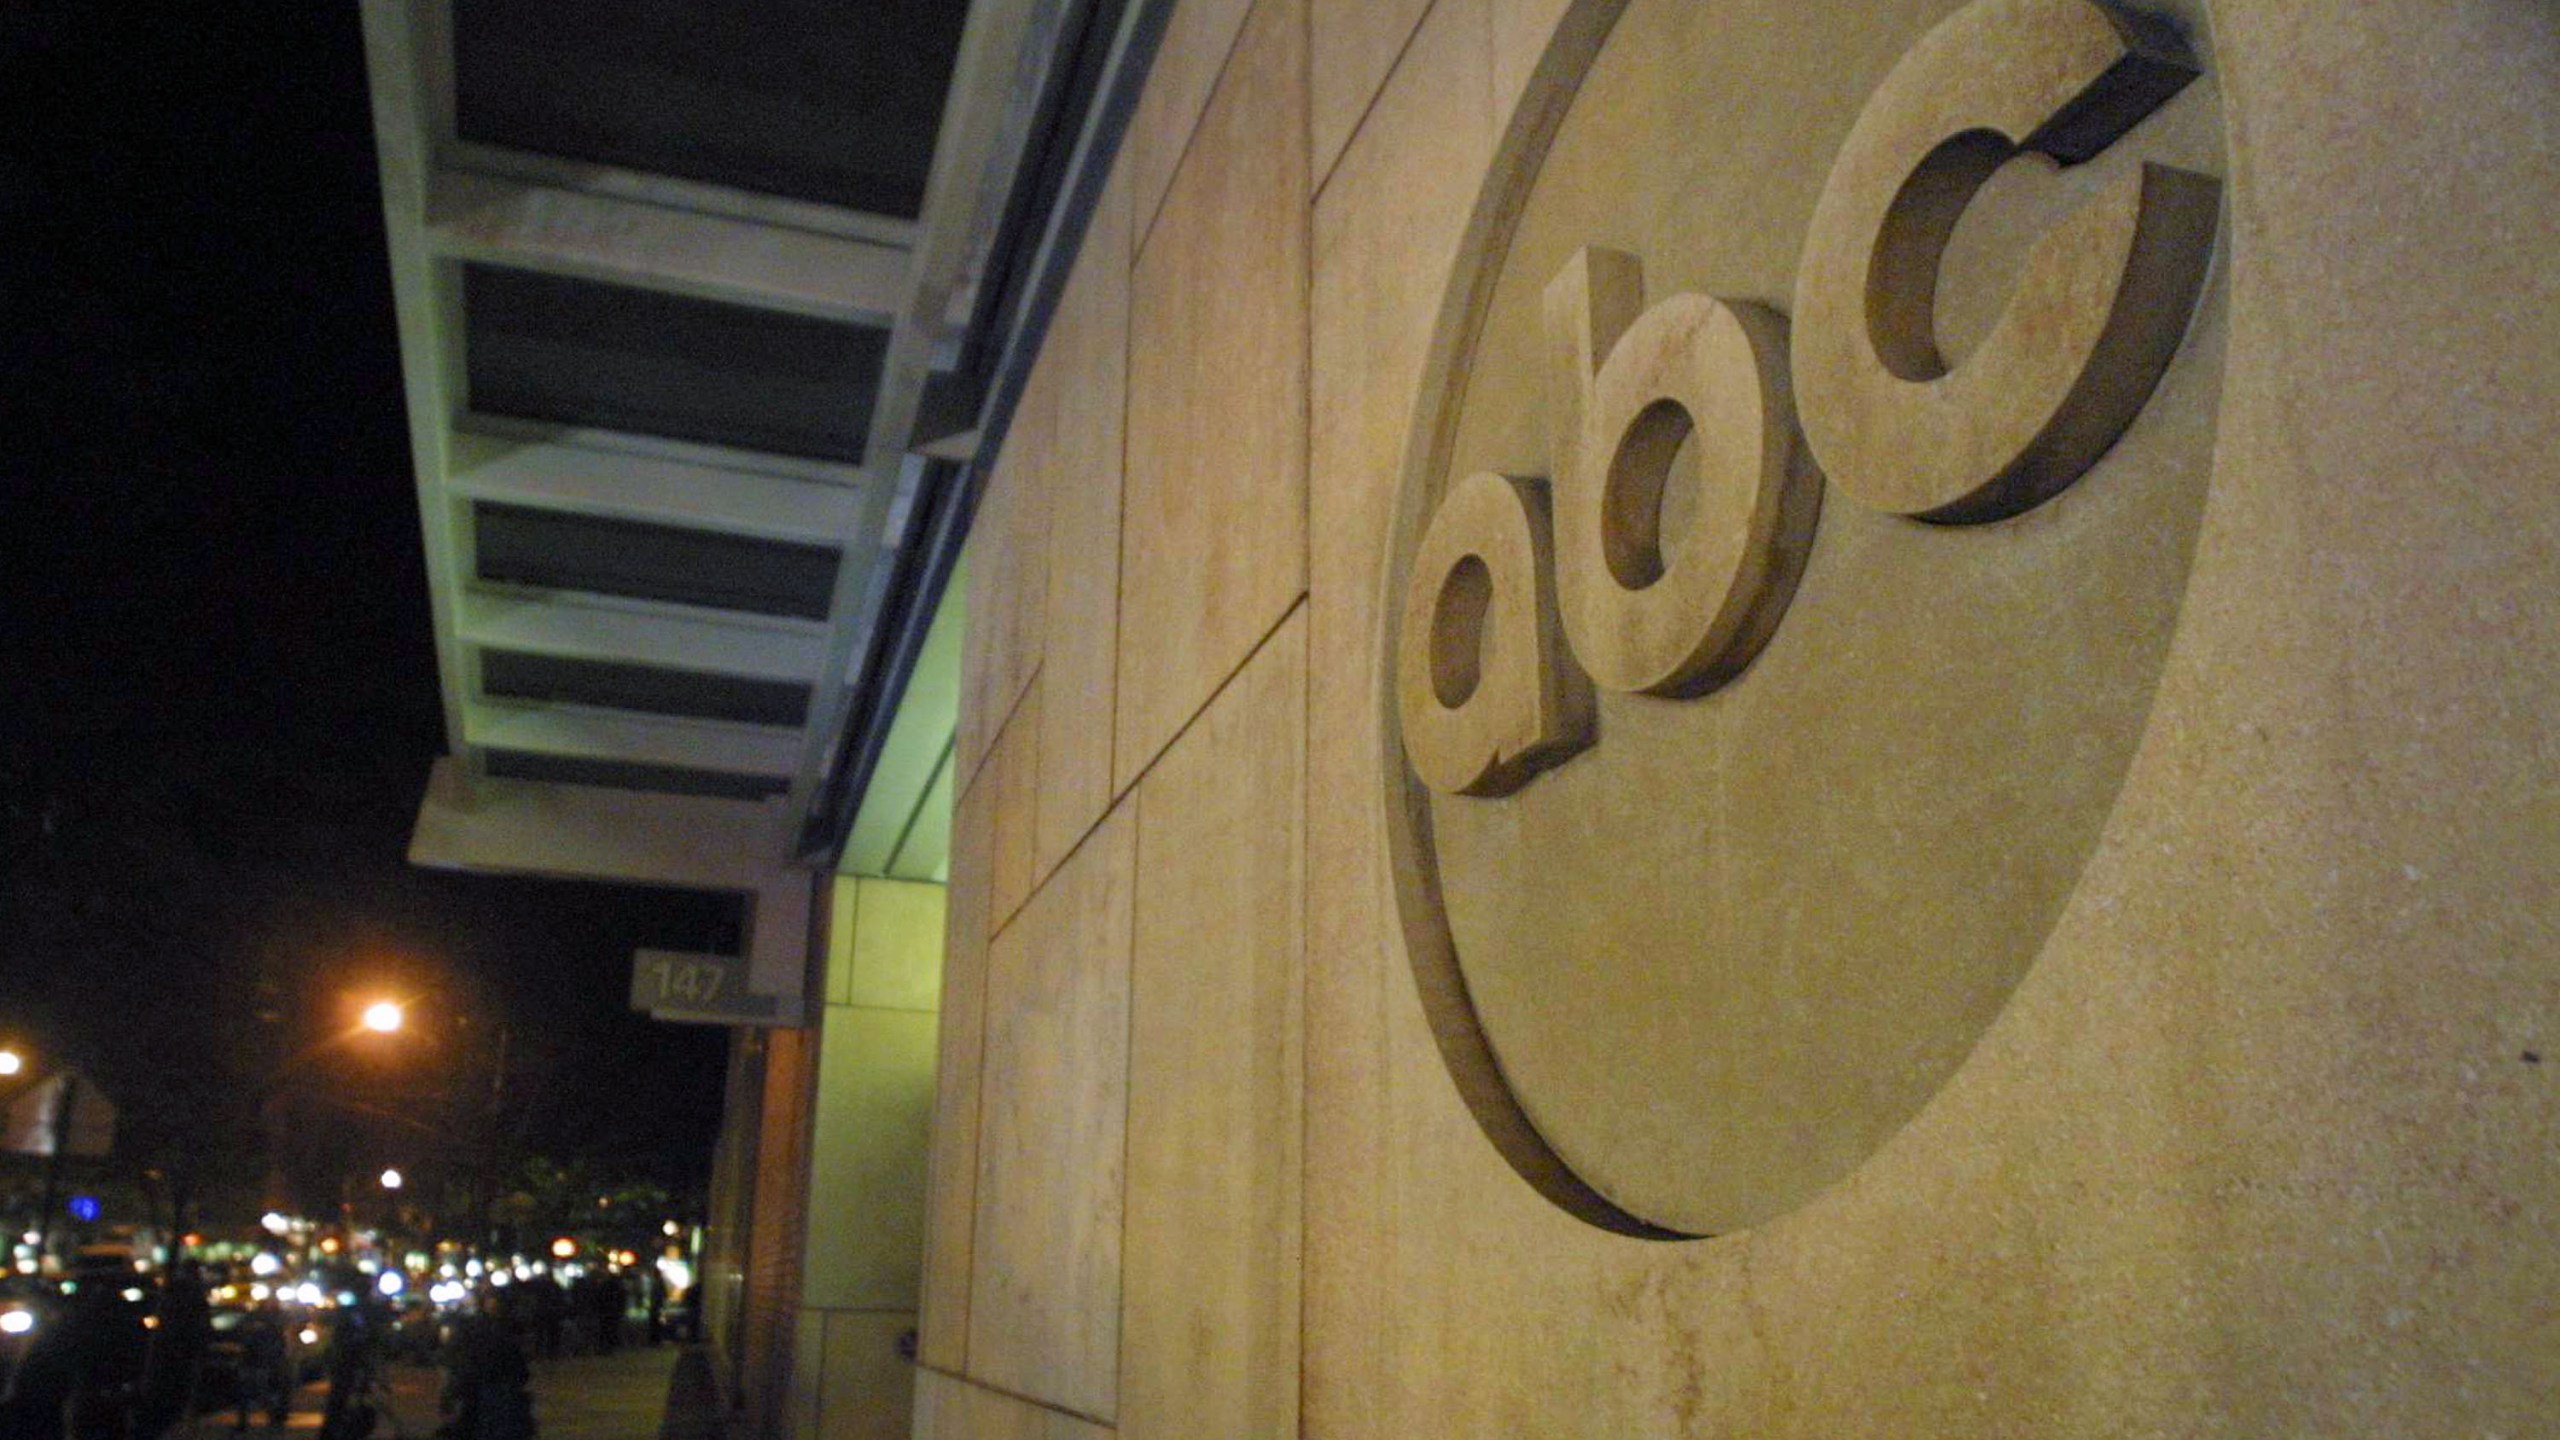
[1792,0,2221,522]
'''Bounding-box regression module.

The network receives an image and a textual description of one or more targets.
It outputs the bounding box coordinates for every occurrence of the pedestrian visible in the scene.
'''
[528,1278,565,1362]
[232,1299,292,1432]
[317,1291,394,1440]
[585,1272,624,1355]
[438,1292,535,1440]
[139,1258,213,1436]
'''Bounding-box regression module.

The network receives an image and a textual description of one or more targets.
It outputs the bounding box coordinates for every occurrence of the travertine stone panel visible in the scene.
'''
[1345,0,2560,1435]
[1117,0,1308,795]
[1310,0,1432,189]
[815,1310,916,1440]
[2029,0,2558,1429]
[1125,0,1259,240]
[1034,161,1134,885]
[1122,611,1304,1440]
[912,1369,1114,1440]
[802,1006,938,1311]
[960,400,1051,790]
[968,806,1136,1421]
[987,677,1042,932]
[1304,9,1495,1427]
[915,770,994,1371]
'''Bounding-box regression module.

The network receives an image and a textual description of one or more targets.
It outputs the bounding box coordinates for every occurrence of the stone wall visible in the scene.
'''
[912,0,2560,1435]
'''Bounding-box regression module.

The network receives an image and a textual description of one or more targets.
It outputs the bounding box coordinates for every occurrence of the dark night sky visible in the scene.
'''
[0,5,735,1208]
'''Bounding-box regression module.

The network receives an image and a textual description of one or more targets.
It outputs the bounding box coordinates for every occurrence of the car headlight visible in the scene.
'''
[0,1309,35,1336]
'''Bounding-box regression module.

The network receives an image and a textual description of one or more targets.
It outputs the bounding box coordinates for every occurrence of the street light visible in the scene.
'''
[380,1168,404,1192]
[261,999,406,1213]
[0,1048,22,1077]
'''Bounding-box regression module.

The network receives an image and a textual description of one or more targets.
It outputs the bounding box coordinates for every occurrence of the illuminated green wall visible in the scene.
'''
[788,875,945,1440]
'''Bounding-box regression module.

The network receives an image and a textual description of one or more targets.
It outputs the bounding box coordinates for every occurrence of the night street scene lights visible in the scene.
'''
[360,999,406,1035]
[0,1047,23,1077]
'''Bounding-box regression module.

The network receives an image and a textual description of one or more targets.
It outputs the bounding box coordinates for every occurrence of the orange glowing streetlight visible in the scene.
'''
[0,1048,22,1077]
[360,1000,406,1036]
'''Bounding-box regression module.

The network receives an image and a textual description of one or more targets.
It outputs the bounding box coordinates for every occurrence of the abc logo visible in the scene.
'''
[1397,0,2218,803]
[1386,0,2225,1237]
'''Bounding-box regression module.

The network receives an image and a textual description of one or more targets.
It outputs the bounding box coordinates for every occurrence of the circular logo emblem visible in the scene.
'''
[1380,0,2229,1236]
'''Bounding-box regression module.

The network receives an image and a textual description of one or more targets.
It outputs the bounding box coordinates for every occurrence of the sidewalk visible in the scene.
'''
[531,1345,725,1440]
[218,1343,722,1439]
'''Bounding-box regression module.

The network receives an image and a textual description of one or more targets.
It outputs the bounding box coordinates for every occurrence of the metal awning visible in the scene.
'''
[360,0,1142,891]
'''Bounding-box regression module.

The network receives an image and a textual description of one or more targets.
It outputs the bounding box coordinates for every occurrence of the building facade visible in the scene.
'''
[915,0,2558,1436]
[370,0,2558,1435]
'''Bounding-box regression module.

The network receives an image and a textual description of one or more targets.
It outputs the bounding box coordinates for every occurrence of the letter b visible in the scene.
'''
[1540,248,1823,697]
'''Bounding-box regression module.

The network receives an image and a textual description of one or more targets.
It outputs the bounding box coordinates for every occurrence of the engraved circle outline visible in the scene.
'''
[1374,0,1681,1239]
[1372,0,2225,1240]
